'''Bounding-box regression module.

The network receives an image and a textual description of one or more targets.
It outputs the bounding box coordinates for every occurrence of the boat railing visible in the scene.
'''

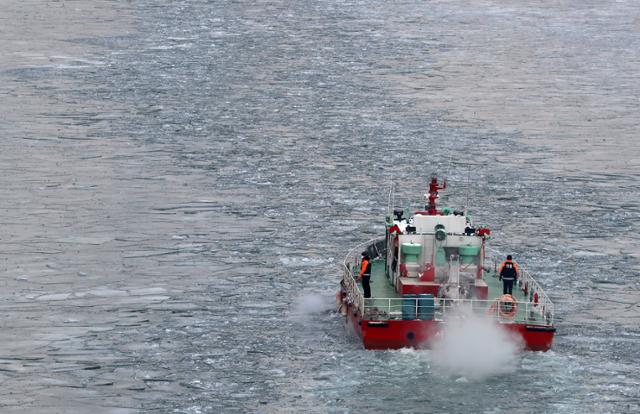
[517,266,554,325]
[487,247,554,325]
[362,296,553,325]
[342,240,554,326]
[342,237,386,315]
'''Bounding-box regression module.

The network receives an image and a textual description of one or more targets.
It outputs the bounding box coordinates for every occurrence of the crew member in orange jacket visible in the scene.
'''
[360,252,371,298]
[499,255,519,295]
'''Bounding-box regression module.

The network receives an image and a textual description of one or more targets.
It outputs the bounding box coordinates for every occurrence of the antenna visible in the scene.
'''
[464,164,471,214]
[387,180,394,214]
[392,180,395,212]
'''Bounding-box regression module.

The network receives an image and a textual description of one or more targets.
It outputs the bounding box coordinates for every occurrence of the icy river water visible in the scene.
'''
[1,1,639,413]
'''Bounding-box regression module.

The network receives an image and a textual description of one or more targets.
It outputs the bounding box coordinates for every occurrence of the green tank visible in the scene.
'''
[459,245,480,264]
[401,243,422,263]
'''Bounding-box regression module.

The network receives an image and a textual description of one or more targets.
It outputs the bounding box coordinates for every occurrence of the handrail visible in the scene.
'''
[519,266,554,324]
[342,240,554,326]
[342,237,386,315]
[362,296,553,325]
[342,237,386,270]
[487,247,554,325]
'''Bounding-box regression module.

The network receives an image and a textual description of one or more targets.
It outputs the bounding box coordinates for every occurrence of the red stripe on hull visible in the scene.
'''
[345,303,554,351]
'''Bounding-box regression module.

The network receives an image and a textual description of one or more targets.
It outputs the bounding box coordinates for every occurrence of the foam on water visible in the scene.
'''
[279,256,335,267]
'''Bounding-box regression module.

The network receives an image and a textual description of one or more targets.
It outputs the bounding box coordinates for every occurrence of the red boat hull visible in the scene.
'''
[345,303,555,351]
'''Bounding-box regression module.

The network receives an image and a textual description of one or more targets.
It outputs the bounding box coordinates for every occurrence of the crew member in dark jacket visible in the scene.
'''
[360,252,372,298]
[499,254,519,295]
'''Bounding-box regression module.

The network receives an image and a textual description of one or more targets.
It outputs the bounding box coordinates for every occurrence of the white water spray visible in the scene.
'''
[431,307,523,379]
[290,293,332,322]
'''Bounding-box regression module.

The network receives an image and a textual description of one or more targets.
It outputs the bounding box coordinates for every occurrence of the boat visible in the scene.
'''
[337,176,556,351]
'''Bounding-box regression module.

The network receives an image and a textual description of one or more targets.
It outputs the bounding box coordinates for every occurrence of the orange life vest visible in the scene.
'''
[360,259,370,277]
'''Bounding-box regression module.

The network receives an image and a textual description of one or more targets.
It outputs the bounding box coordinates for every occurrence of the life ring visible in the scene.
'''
[487,294,518,319]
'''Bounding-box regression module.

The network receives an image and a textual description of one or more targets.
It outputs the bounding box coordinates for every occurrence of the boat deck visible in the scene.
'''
[360,259,544,323]
[368,260,398,298]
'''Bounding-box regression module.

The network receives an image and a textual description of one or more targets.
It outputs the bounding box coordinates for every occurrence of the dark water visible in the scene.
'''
[1,1,638,413]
